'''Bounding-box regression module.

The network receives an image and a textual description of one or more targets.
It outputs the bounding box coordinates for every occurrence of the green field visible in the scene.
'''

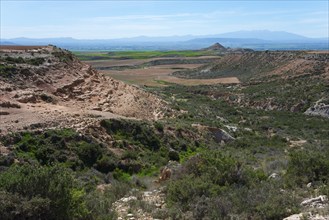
[74,50,217,60]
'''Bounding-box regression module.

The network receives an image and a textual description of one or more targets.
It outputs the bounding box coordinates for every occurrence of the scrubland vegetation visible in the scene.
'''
[0,48,328,219]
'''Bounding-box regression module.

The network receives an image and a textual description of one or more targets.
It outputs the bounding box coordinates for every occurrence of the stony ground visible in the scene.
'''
[113,187,166,220]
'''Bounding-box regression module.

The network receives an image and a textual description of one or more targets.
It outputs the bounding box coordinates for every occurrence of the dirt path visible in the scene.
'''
[0,98,125,135]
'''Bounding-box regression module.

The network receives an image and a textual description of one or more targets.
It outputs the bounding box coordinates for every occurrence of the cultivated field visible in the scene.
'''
[80,51,240,86]
[101,66,239,86]
[75,50,218,60]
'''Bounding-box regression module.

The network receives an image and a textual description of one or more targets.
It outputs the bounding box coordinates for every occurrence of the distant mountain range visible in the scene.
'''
[211,30,310,41]
[1,30,328,51]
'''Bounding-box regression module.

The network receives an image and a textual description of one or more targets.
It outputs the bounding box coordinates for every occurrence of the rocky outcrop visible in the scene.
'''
[0,46,173,134]
[301,195,328,208]
[305,100,329,118]
[284,213,329,220]
[157,160,181,182]
[284,196,329,220]
[204,43,227,51]
[192,123,235,143]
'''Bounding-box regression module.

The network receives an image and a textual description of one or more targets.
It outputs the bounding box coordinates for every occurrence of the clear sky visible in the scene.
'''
[1,0,328,39]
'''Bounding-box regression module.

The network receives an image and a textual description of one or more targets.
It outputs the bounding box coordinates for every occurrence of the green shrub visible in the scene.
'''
[85,182,130,219]
[0,64,17,77]
[9,129,111,171]
[165,150,300,219]
[154,121,164,132]
[287,150,329,185]
[75,141,102,167]
[100,119,161,151]
[0,164,88,219]
[168,150,180,161]
[112,168,131,182]
[95,155,117,173]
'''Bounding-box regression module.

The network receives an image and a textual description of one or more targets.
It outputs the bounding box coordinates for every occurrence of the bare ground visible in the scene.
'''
[85,56,220,67]
[0,46,172,135]
[92,61,240,86]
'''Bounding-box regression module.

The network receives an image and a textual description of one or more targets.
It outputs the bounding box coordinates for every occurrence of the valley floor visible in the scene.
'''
[1,47,328,220]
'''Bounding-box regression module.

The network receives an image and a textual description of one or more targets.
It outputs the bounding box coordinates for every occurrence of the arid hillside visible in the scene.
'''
[173,50,329,81]
[0,46,171,134]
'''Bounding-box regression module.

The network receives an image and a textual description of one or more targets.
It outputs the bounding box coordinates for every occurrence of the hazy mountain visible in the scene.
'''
[1,30,328,51]
[108,35,197,42]
[0,41,16,45]
[211,30,309,41]
[185,37,270,45]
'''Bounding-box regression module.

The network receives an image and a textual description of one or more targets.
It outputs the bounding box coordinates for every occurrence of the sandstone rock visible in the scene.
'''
[91,107,102,111]
[305,99,329,118]
[283,213,304,220]
[157,161,181,182]
[121,196,137,203]
[192,123,235,143]
[284,213,329,220]
[301,195,328,208]
[16,94,37,103]
[96,183,111,193]
[207,127,235,143]
[268,173,279,179]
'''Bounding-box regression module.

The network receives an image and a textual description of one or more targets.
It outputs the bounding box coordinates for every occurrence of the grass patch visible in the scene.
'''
[74,50,216,60]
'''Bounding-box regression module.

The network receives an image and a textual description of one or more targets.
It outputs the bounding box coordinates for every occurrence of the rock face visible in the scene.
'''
[0,46,171,134]
[301,195,328,208]
[284,196,329,220]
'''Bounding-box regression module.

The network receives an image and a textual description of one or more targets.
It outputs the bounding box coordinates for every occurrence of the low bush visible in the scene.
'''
[166,150,299,219]
[3,129,119,173]
[287,149,329,185]
[101,119,162,151]
[0,164,88,219]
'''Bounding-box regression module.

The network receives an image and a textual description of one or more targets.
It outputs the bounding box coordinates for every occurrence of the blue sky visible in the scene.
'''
[1,1,328,39]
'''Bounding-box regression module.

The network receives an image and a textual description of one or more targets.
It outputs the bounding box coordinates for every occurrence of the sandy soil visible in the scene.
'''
[0,98,126,135]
